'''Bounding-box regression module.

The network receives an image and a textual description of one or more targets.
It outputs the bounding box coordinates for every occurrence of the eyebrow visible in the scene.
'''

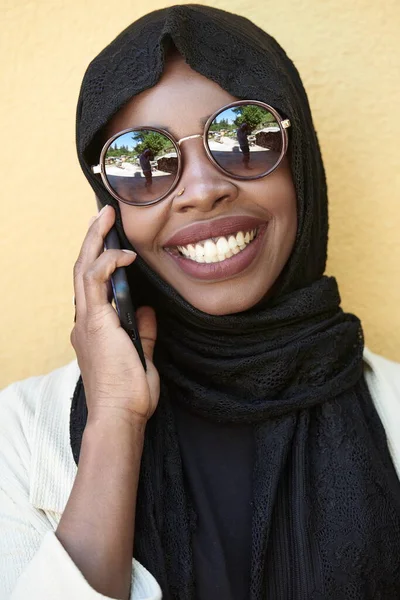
[152,114,211,134]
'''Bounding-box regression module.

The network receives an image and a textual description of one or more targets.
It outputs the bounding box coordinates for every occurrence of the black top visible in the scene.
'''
[73,7,400,598]
[172,402,255,600]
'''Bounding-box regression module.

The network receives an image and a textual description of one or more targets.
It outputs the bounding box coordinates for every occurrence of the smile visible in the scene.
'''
[164,223,268,281]
[174,228,258,264]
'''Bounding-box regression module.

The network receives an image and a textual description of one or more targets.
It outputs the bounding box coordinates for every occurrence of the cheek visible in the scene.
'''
[254,164,298,244]
[118,201,167,252]
[271,180,297,242]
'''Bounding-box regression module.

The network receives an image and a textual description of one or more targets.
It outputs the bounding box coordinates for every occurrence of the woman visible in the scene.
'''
[1,5,400,600]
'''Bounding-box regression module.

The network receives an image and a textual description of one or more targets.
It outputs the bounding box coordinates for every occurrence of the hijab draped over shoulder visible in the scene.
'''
[71,5,400,599]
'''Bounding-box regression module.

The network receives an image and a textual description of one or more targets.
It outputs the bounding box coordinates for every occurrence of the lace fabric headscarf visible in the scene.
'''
[70,5,400,598]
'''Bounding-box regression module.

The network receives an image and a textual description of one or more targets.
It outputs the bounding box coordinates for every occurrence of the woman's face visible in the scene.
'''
[103,53,297,315]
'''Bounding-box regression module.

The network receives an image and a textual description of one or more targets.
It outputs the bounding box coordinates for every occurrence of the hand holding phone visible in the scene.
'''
[96,197,147,371]
[71,202,160,424]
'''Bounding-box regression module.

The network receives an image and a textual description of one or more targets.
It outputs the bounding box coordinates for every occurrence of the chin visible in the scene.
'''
[179,284,272,316]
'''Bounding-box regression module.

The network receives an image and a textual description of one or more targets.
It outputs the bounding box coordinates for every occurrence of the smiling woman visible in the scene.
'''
[1,4,400,600]
[96,58,297,314]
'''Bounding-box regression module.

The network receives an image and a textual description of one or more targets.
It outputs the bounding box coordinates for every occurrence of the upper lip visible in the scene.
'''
[163,216,267,247]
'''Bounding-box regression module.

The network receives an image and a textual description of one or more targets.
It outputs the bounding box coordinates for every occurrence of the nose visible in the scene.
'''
[172,138,238,213]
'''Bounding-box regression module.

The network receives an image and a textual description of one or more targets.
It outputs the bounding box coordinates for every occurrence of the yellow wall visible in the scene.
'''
[1,0,399,388]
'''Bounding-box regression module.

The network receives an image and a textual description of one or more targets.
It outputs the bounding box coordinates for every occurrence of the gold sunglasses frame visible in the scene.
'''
[91,99,291,207]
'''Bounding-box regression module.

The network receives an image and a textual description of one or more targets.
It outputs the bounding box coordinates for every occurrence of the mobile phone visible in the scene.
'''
[96,196,147,372]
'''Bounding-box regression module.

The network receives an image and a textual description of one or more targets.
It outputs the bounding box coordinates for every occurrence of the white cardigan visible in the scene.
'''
[0,348,399,600]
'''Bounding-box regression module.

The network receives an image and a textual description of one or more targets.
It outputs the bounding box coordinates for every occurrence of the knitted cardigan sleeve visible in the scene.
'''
[0,374,161,600]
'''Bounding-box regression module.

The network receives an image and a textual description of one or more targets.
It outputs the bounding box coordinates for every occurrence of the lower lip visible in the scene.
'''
[164,224,268,281]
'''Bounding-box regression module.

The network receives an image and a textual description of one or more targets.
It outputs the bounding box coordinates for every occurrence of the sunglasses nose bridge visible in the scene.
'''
[177,133,203,146]
[177,132,219,179]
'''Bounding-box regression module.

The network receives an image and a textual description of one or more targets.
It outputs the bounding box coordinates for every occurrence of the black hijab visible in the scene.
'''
[70,5,400,598]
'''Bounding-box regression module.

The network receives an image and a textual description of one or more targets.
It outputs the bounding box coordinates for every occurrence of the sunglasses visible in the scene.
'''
[91,100,291,207]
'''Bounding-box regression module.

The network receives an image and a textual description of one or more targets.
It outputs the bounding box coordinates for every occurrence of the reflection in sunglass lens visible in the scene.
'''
[206,104,283,177]
[104,129,178,204]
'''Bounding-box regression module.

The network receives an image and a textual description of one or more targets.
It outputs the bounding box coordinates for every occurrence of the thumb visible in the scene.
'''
[135,306,157,362]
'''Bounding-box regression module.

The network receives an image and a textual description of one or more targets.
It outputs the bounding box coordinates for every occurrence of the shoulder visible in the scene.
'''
[363,347,400,398]
[363,347,400,479]
[0,363,162,600]
[0,359,80,445]
[0,360,80,514]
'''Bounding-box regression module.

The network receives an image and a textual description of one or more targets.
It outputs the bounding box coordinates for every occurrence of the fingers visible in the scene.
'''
[73,206,112,317]
[73,205,136,319]
[135,306,157,362]
[76,206,113,279]
[83,248,136,312]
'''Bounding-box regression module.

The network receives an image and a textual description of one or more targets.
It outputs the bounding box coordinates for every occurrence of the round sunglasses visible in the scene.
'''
[91,100,291,207]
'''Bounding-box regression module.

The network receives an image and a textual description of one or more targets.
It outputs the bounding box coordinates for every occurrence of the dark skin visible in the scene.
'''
[102,52,298,316]
[60,52,298,599]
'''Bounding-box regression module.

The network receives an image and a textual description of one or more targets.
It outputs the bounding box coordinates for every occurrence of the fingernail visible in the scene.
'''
[97,204,109,218]
[122,249,136,255]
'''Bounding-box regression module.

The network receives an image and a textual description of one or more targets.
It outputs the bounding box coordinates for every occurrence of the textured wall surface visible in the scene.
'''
[1,0,399,388]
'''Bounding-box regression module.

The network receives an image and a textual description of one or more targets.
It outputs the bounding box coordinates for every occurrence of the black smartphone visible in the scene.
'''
[96,196,147,372]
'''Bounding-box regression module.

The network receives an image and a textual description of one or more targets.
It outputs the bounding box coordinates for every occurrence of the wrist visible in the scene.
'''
[82,410,146,466]
[86,405,148,435]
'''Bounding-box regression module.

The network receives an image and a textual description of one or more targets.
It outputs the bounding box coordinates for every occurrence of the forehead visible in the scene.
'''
[104,56,239,139]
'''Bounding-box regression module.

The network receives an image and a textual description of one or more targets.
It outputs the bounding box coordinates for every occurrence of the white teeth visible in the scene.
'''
[236,231,245,246]
[228,235,238,250]
[195,243,204,257]
[204,239,218,258]
[178,245,189,256]
[175,227,259,263]
[187,244,196,258]
[216,237,229,254]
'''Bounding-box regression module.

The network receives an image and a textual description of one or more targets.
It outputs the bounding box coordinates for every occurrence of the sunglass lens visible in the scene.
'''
[206,104,283,177]
[104,130,179,204]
